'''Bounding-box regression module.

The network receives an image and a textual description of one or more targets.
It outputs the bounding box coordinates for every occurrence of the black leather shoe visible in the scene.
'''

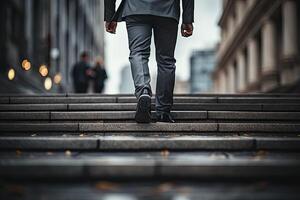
[156,112,175,123]
[135,89,151,123]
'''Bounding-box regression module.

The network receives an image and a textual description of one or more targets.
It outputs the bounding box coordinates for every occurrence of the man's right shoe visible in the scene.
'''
[135,89,151,123]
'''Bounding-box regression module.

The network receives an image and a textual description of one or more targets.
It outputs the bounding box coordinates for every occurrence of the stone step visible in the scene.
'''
[70,103,263,111]
[3,93,300,97]
[3,96,300,104]
[216,97,300,104]
[2,93,300,100]
[1,111,300,122]
[218,123,300,133]
[118,97,300,104]
[0,104,68,111]
[1,136,300,150]
[1,152,300,179]
[70,103,300,112]
[0,136,97,150]
[207,111,300,121]
[0,97,9,104]
[8,96,118,104]
[1,103,300,112]
[0,122,299,133]
[3,181,299,200]
[0,111,208,121]
[48,93,300,97]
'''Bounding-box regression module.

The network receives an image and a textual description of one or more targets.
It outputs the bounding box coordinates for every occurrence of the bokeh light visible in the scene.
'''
[39,65,49,77]
[54,73,62,85]
[8,68,16,80]
[44,77,52,91]
[21,59,31,71]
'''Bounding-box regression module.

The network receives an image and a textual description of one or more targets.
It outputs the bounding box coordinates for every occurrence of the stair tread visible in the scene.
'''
[1,111,300,121]
[4,96,300,104]
[1,136,300,150]
[2,103,300,112]
[1,182,299,200]
[0,122,299,132]
[1,152,300,179]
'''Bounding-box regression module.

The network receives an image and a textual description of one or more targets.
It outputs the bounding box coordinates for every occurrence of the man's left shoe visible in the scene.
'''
[156,112,175,123]
[135,89,152,123]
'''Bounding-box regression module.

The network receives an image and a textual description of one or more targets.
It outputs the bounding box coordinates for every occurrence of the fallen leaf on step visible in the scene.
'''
[65,150,72,156]
[95,181,118,191]
[16,150,22,156]
[79,133,86,137]
[209,152,227,160]
[31,134,37,137]
[47,152,54,156]
[161,149,170,158]
[256,181,270,190]
[5,184,25,196]
[156,182,174,193]
[253,150,268,160]
[176,186,193,194]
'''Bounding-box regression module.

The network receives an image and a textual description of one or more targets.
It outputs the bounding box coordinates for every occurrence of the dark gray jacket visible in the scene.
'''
[104,0,194,24]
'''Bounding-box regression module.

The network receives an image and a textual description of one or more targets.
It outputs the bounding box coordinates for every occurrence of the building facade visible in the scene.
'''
[174,79,190,94]
[0,0,104,94]
[190,50,216,93]
[119,65,135,94]
[213,0,300,93]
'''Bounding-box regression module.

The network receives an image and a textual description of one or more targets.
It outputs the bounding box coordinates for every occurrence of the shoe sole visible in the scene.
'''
[135,94,151,123]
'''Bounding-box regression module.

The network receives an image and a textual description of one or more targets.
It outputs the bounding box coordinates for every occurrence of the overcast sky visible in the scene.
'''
[104,0,222,94]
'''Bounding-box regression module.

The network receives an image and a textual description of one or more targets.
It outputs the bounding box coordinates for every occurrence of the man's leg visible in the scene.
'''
[126,16,153,98]
[126,15,153,123]
[153,17,178,115]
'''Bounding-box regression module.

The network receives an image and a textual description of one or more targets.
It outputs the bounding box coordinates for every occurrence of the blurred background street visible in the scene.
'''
[1,0,299,95]
[0,0,222,95]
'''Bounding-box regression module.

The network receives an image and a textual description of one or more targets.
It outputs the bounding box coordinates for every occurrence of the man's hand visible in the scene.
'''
[105,21,118,34]
[181,24,194,37]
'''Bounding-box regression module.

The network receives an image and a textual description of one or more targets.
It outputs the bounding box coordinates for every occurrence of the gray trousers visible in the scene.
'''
[125,15,178,113]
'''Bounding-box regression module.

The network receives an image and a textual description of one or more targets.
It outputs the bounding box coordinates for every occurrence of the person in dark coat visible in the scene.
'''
[93,57,108,93]
[72,52,91,93]
[104,0,194,123]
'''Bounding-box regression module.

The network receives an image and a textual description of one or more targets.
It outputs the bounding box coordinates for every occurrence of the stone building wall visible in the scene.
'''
[213,0,299,93]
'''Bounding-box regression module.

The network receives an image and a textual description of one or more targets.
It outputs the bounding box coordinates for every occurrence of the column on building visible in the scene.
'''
[281,0,299,85]
[221,25,227,49]
[247,37,260,91]
[213,76,220,93]
[228,15,235,38]
[227,63,236,93]
[236,0,246,25]
[237,50,247,92]
[219,69,228,93]
[261,19,278,92]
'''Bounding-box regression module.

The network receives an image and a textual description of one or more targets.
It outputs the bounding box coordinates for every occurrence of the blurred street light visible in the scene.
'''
[50,48,60,60]
[54,73,62,85]
[8,68,15,80]
[44,77,52,91]
[39,65,49,77]
[21,59,31,71]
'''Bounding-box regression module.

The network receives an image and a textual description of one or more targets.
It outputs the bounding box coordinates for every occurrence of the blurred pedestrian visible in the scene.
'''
[72,52,91,93]
[93,57,108,93]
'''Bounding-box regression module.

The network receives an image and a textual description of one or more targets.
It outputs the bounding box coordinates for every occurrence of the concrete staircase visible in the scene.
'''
[1,94,300,199]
